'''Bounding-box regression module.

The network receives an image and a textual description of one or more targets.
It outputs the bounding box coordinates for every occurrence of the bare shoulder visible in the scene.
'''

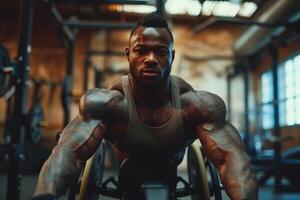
[79,88,124,119]
[182,90,227,129]
[107,77,124,94]
[193,90,226,109]
[171,75,194,94]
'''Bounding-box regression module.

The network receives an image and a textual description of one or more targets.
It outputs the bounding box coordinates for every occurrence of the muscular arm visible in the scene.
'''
[33,116,105,197]
[33,88,119,198]
[193,92,257,200]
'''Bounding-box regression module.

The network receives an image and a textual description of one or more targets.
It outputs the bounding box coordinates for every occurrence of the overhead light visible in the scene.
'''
[106,0,257,17]
[202,1,218,16]
[122,5,156,14]
[238,2,257,17]
[212,1,240,17]
[108,4,156,14]
[186,0,202,16]
[165,0,186,15]
[202,1,240,17]
[201,0,257,18]
[165,0,201,16]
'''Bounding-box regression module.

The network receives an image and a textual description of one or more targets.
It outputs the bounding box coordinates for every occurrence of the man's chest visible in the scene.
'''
[105,96,200,135]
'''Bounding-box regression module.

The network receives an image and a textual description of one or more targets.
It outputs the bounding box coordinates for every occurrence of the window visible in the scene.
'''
[261,71,274,129]
[261,53,300,129]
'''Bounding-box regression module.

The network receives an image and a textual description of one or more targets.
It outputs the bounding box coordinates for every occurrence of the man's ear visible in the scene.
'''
[125,47,130,61]
[171,49,175,64]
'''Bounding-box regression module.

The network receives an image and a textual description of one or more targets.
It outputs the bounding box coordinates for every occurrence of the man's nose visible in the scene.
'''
[144,52,159,66]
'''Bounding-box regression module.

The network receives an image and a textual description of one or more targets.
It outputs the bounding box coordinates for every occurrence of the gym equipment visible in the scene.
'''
[5,1,34,199]
[25,79,48,144]
[281,146,300,185]
[73,141,223,200]
[26,104,46,143]
[61,75,73,126]
[1,2,49,199]
[252,145,300,189]
[0,44,14,97]
[83,48,128,89]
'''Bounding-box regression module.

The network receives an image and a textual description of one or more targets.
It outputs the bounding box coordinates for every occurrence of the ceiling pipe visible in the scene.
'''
[233,0,300,56]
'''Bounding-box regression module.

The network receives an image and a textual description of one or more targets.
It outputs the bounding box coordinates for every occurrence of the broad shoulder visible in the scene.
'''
[79,88,124,119]
[171,75,194,94]
[107,77,124,94]
[182,90,227,128]
[184,90,225,108]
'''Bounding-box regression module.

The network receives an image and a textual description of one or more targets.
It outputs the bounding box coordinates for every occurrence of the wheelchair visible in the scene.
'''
[68,141,223,200]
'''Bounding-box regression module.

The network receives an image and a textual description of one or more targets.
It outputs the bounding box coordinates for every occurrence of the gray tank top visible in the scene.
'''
[121,75,187,156]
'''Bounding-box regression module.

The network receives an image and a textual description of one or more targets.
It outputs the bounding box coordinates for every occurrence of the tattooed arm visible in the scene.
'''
[193,91,258,200]
[33,89,120,198]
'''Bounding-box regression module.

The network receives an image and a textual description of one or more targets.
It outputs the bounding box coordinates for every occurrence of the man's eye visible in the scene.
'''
[157,50,168,55]
[135,49,146,54]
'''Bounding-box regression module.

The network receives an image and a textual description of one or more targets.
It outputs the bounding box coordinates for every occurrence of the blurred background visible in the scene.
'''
[0,0,300,199]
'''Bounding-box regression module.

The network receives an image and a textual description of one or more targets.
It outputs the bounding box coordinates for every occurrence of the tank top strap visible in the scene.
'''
[170,76,181,110]
[122,75,139,120]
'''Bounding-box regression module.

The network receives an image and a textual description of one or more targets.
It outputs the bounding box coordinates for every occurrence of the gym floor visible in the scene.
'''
[1,171,300,200]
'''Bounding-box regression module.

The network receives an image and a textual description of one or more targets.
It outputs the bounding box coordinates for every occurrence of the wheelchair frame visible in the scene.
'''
[70,141,223,200]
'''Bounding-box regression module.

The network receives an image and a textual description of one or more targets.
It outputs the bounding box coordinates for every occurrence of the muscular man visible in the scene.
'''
[33,14,257,200]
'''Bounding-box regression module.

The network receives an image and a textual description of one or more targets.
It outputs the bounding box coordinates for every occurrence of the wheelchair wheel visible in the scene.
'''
[206,159,222,200]
[187,142,222,200]
[188,142,210,200]
[78,141,106,200]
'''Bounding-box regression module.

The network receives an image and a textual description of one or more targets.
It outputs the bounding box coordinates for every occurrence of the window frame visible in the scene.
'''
[260,51,300,130]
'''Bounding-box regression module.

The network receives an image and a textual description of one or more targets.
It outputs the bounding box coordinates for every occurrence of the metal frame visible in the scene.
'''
[269,44,281,192]
[53,0,153,4]
[242,63,250,151]
[43,0,75,43]
[87,49,125,56]
[182,54,243,62]
[6,0,34,199]
[84,49,127,89]
[62,40,75,126]
[191,16,294,35]
[63,20,136,30]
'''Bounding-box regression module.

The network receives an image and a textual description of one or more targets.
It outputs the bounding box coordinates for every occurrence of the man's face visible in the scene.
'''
[126,26,175,87]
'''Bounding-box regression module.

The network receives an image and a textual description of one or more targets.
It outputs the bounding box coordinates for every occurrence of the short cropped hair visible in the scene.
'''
[129,14,174,44]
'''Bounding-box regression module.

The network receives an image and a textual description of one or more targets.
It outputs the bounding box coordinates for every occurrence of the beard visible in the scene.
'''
[130,65,171,88]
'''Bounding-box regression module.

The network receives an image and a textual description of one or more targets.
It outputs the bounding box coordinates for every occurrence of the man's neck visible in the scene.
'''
[130,76,171,107]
